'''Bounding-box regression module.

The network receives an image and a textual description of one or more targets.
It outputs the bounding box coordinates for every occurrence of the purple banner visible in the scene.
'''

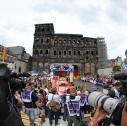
[22,89,31,100]
[80,95,88,106]
[67,100,80,116]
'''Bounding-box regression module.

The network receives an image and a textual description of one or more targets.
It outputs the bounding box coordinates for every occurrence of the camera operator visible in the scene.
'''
[88,102,127,126]
[0,64,24,126]
[121,102,127,126]
[88,106,106,126]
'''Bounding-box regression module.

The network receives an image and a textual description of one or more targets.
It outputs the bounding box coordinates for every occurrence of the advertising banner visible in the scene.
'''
[50,64,74,72]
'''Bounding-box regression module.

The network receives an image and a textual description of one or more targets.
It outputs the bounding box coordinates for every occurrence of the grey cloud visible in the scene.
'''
[33,0,102,25]
[32,0,73,14]
[107,0,127,24]
[79,6,102,25]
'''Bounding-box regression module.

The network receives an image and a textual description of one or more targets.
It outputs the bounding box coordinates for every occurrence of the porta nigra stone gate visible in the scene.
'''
[32,23,108,75]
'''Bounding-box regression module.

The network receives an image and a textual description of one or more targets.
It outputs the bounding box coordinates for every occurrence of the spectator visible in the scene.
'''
[22,83,41,126]
[47,88,61,126]
[66,87,81,126]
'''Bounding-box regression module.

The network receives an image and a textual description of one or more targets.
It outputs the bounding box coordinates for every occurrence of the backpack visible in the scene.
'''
[48,95,59,112]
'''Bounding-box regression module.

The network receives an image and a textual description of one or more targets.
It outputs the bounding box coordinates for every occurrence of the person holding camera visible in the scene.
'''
[88,106,106,126]
[88,102,127,126]
[0,64,24,126]
[121,102,127,126]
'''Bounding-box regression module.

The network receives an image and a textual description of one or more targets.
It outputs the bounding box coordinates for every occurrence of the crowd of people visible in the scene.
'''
[1,64,127,126]
[15,75,91,126]
[81,74,117,86]
[13,73,127,126]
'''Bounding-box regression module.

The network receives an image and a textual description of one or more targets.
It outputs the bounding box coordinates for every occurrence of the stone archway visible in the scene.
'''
[85,63,90,74]
[91,63,95,74]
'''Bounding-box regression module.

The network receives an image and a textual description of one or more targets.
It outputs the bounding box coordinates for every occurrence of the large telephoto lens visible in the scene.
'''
[88,91,120,114]
[103,97,119,114]
[88,91,105,107]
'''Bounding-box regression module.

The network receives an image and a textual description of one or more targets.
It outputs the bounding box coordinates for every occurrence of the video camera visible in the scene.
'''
[88,72,127,125]
[0,65,24,126]
[0,64,26,93]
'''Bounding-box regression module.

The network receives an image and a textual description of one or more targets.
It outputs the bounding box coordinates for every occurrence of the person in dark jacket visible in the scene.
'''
[0,64,24,126]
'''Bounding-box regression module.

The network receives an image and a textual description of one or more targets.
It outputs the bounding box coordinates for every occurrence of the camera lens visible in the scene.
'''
[88,91,105,107]
[88,91,120,114]
[103,98,119,114]
[98,95,109,107]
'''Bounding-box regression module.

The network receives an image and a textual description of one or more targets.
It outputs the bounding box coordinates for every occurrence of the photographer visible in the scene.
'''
[88,102,127,126]
[88,106,106,126]
[0,64,24,126]
[121,102,127,126]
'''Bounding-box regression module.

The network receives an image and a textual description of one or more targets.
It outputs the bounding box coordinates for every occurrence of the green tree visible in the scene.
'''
[112,65,121,72]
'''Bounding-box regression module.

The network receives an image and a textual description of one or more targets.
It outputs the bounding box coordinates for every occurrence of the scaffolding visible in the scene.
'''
[97,37,108,69]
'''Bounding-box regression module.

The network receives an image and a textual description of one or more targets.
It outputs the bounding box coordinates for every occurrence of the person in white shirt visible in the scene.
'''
[66,87,81,126]
[47,88,61,126]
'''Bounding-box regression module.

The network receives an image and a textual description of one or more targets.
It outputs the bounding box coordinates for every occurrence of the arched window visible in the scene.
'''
[40,50,43,54]
[86,51,89,54]
[35,39,39,43]
[45,50,48,54]
[78,51,80,55]
[69,51,71,55]
[46,38,49,43]
[64,51,66,55]
[54,50,57,55]
[35,50,39,55]
[42,28,45,32]
[94,40,97,44]
[59,51,61,55]
[73,51,76,55]
[91,51,94,55]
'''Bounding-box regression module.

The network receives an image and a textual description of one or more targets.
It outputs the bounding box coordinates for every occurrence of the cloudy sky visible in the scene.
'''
[0,0,127,59]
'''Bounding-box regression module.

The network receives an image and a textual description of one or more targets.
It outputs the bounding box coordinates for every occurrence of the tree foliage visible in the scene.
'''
[112,65,121,72]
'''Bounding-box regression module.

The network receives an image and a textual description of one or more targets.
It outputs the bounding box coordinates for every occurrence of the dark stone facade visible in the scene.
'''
[32,23,108,74]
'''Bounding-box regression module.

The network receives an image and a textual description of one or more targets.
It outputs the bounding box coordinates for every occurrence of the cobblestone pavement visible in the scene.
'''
[42,117,68,126]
